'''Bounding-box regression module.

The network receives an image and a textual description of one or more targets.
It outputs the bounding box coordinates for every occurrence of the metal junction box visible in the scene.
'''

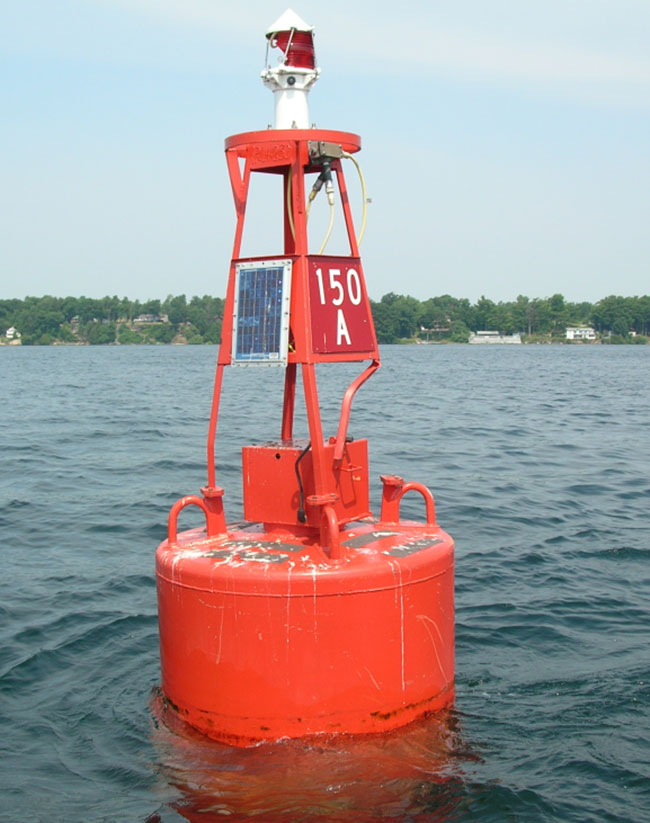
[242,439,370,527]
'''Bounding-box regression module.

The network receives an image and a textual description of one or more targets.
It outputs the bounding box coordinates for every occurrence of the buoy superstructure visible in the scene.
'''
[156,9,455,746]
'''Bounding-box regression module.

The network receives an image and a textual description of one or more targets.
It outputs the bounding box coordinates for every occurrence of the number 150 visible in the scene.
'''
[314,268,362,307]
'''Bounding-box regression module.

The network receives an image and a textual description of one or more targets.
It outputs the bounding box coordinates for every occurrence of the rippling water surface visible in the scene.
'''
[1,344,649,822]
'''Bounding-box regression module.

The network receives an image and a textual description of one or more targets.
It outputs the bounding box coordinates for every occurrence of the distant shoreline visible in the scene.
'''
[2,292,648,346]
[3,337,645,348]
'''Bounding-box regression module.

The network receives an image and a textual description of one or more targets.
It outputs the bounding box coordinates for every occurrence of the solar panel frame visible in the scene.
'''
[231,259,292,366]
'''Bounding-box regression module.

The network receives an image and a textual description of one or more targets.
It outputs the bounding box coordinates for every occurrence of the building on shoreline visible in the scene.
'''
[4,326,21,342]
[469,330,522,344]
[565,327,596,341]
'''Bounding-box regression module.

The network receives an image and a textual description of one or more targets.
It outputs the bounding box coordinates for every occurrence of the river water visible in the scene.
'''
[1,343,649,822]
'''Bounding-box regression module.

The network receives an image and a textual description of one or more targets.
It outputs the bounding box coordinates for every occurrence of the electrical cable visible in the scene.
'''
[342,151,368,247]
[306,159,329,219]
[286,167,296,241]
[306,189,316,217]
[318,201,335,254]
[306,159,335,253]
[294,441,311,523]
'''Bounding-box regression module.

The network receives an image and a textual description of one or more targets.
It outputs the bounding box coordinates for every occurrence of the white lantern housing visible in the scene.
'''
[261,9,320,129]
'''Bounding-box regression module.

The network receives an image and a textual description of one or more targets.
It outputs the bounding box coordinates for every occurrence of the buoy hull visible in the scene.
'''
[156,520,454,745]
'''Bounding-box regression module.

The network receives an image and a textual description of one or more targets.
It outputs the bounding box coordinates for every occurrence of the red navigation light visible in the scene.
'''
[272,29,316,69]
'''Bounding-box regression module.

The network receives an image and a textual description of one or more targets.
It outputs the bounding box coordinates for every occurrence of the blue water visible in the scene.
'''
[1,344,649,822]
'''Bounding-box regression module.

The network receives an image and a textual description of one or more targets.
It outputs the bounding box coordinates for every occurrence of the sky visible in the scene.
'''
[2,0,649,303]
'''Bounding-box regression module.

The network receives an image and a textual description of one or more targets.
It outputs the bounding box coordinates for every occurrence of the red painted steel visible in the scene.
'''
[157,521,454,745]
[333,359,380,461]
[156,121,455,745]
[242,439,370,527]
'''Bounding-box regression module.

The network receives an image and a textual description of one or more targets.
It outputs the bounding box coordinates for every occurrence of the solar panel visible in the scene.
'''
[232,260,292,366]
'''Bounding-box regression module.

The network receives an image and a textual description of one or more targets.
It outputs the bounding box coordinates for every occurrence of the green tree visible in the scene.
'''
[511,295,530,333]
[449,321,470,343]
[390,295,420,338]
[592,295,632,333]
[141,299,162,317]
[473,296,497,330]
[165,294,188,325]
[15,297,65,344]
[86,322,116,344]
[146,323,175,344]
[370,301,399,343]
[118,325,140,344]
[548,293,568,336]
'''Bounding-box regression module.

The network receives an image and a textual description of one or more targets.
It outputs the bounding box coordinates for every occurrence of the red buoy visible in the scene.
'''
[156,11,454,746]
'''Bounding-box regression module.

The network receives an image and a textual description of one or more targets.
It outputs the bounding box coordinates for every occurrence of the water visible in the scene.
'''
[1,344,649,822]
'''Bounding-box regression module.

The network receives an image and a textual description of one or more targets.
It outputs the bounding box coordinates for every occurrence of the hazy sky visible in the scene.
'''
[3,0,649,303]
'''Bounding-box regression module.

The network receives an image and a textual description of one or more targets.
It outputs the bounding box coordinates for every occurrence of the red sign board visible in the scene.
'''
[308,257,375,354]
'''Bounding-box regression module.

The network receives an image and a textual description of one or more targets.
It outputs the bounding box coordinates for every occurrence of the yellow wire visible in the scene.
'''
[318,201,335,254]
[286,167,296,242]
[342,151,368,248]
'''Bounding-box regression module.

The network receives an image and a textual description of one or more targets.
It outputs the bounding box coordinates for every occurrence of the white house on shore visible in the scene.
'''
[5,326,21,340]
[469,330,521,344]
[566,327,596,341]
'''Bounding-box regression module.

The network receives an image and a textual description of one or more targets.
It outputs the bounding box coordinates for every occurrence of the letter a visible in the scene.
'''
[336,309,351,346]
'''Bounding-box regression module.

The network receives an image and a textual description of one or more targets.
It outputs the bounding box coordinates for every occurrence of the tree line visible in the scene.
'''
[0,294,224,346]
[370,292,650,343]
[1,292,648,346]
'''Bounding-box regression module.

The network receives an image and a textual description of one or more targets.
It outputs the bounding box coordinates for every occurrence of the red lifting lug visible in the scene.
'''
[201,485,225,499]
[320,504,342,562]
[380,474,404,488]
[380,475,436,527]
[200,486,227,537]
[306,493,342,562]
[379,475,404,523]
